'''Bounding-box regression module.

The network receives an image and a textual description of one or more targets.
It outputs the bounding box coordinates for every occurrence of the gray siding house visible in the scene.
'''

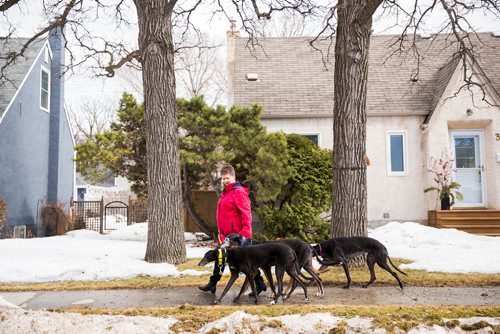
[0,27,75,236]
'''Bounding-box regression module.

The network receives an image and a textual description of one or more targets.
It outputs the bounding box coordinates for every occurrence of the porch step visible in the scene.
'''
[428,210,500,236]
[439,217,500,223]
[435,210,500,218]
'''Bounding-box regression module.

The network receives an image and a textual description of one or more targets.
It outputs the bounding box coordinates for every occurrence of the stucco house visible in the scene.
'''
[0,27,75,237]
[227,28,500,234]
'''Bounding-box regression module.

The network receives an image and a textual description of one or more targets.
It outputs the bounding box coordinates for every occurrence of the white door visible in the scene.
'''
[450,131,486,207]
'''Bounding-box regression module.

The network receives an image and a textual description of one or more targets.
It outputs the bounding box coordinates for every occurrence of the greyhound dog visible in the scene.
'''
[312,236,407,289]
[198,243,309,305]
[220,233,324,298]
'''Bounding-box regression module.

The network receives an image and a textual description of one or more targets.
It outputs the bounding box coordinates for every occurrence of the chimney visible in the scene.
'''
[47,25,66,203]
[227,20,239,106]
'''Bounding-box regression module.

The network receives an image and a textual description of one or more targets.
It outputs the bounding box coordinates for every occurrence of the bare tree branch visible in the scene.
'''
[0,0,22,12]
[68,98,116,143]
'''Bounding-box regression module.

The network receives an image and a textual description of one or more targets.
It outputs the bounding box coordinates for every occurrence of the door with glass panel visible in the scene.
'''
[450,131,485,207]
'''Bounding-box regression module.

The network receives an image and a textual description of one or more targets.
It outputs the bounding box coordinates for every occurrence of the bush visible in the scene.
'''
[40,202,73,236]
[0,196,10,239]
[254,134,332,243]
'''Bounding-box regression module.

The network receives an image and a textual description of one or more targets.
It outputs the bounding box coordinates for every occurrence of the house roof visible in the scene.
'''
[231,33,500,118]
[0,37,46,118]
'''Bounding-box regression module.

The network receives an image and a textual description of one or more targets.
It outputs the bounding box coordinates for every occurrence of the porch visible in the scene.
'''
[428,210,500,236]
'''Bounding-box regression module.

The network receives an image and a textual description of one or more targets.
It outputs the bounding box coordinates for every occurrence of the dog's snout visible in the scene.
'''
[198,258,208,266]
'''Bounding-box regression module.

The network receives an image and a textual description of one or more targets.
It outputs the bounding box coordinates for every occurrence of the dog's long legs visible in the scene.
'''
[304,264,324,297]
[233,277,250,302]
[361,253,377,288]
[284,278,297,298]
[215,271,239,304]
[247,273,260,304]
[272,267,285,305]
[376,257,404,290]
[261,265,276,299]
[284,265,309,303]
[340,259,351,289]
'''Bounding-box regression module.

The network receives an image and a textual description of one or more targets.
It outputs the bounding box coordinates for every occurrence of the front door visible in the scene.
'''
[450,131,486,207]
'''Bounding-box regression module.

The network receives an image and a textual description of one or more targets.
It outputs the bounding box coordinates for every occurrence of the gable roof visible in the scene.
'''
[231,33,500,118]
[0,37,46,118]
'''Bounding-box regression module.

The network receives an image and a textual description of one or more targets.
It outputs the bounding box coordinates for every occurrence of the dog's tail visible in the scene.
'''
[296,259,315,282]
[388,256,408,276]
[290,252,314,282]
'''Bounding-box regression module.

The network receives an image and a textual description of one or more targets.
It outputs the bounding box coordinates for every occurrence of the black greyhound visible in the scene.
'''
[220,233,324,298]
[198,243,309,305]
[312,236,407,289]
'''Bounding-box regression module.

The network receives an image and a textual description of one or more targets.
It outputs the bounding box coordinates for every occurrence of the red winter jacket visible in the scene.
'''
[216,182,252,243]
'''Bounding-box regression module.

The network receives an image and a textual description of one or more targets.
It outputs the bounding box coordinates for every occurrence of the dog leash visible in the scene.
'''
[217,248,226,274]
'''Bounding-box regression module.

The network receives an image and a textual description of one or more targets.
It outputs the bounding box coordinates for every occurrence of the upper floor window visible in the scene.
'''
[44,47,50,63]
[386,131,407,176]
[40,67,50,112]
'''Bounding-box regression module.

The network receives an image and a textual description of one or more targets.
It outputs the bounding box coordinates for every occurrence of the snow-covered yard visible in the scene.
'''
[1,222,499,333]
[0,222,499,284]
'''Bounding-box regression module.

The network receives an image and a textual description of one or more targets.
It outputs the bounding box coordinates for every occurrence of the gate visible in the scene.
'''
[104,201,129,230]
[71,200,103,233]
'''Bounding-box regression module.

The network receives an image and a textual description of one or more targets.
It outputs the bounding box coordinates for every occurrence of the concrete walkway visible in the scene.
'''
[2,286,499,310]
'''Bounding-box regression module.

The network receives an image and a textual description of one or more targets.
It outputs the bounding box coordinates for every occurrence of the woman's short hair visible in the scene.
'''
[220,164,235,176]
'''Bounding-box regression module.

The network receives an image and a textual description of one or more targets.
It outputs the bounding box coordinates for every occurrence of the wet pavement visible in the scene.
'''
[1,286,499,310]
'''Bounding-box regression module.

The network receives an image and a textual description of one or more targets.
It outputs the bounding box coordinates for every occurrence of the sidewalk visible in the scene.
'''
[2,286,499,310]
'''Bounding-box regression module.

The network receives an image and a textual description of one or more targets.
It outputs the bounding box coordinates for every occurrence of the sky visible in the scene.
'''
[0,221,499,333]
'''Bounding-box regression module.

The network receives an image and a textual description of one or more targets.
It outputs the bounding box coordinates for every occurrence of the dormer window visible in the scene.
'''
[40,66,50,112]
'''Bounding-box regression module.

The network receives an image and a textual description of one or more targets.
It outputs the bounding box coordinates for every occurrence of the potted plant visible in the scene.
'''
[424,153,463,210]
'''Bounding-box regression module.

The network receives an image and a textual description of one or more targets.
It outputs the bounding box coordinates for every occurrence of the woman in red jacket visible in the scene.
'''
[198,164,266,295]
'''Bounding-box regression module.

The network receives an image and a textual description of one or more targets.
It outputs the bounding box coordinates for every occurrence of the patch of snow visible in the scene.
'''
[0,308,177,334]
[0,296,19,309]
[369,222,500,273]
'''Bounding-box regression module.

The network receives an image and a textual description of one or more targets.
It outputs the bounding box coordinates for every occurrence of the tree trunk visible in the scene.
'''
[332,0,381,265]
[135,0,186,264]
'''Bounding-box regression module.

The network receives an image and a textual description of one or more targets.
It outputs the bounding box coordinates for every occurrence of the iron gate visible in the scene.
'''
[104,201,129,230]
[71,200,103,233]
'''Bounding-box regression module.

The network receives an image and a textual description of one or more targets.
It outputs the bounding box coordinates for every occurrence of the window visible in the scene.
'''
[386,131,407,175]
[301,134,319,145]
[44,47,49,63]
[40,67,50,111]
